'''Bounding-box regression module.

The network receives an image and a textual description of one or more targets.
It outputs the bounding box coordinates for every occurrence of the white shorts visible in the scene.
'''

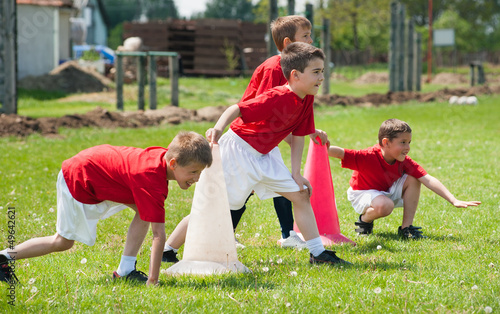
[56,170,128,246]
[347,174,407,215]
[219,129,303,209]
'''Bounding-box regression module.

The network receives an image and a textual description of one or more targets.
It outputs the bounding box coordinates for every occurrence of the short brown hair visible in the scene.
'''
[166,131,212,167]
[271,15,312,51]
[378,119,412,145]
[280,42,325,80]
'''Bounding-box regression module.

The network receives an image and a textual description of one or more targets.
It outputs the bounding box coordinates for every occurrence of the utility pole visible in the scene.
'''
[426,0,433,83]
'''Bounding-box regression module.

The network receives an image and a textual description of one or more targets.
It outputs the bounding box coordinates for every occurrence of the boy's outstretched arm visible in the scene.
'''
[328,145,345,159]
[148,222,166,286]
[290,135,312,196]
[419,174,481,208]
[206,104,241,144]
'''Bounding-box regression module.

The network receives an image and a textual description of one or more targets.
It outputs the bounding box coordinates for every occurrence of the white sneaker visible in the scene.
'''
[278,231,307,249]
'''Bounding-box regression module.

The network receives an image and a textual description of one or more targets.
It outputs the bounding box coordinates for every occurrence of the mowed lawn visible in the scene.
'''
[0,91,498,312]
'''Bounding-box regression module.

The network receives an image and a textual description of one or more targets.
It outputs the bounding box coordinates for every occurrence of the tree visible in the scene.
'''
[203,0,255,21]
[324,0,392,55]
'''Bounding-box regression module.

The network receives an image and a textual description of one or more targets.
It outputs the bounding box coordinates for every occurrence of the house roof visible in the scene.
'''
[17,0,73,7]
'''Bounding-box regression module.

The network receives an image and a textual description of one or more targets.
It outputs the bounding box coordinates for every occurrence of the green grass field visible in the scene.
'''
[1,79,499,312]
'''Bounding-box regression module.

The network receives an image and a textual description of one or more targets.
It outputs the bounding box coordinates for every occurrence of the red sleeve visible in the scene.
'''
[403,157,427,179]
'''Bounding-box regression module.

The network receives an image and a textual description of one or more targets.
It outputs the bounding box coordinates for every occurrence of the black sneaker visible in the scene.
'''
[309,249,352,265]
[355,215,373,235]
[0,255,18,284]
[112,262,148,283]
[161,250,179,263]
[398,225,426,239]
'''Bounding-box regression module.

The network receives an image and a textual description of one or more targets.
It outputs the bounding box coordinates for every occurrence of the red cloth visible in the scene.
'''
[342,144,427,192]
[241,55,287,102]
[62,145,168,223]
[230,85,315,154]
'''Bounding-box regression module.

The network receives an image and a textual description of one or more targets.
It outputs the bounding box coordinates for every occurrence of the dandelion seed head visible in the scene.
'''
[28,278,36,285]
[30,286,38,293]
[377,245,382,250]
[290,271,297,276]
[49,207,55,213]
[277,258,283,264]
[489,263,495,268]
[374,287,382,294]
[286,303,291,308]
[484,306,493,313]
[80,258,87,264]
[471,285,478,290]
[262,267,269,272]
[254,233,260,238]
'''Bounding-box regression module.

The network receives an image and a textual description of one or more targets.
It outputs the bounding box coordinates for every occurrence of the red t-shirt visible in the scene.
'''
[341,144,427,192]
[230,85,315,154]
[241,55,287,101]
[62,145,168,223]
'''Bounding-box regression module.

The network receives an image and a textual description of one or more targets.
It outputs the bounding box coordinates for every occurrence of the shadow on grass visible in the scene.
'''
[18,88,68,100]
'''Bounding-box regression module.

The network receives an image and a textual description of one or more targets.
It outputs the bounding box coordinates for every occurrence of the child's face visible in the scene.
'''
[382,132,412,163]
[169,160,206,190]
[292,58,325,98]
[293,27,313,45]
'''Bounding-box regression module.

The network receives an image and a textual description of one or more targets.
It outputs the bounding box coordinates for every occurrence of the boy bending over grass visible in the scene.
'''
[328,119,481,239]
[0,132,212,285]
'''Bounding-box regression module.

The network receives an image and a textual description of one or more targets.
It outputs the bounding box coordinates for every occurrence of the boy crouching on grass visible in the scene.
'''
[205,42,350,265]
[328,119,481,238]
[0,131,212,285]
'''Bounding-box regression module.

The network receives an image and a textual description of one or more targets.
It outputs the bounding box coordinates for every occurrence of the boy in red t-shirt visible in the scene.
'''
[204,42,349,265]
[328,119,481,238]
[161,16,328,261]
[0,132,212,285]
[232,15,329,250]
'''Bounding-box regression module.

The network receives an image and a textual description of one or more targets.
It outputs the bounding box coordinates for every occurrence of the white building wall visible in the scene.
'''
[59,9,72,61]
[17,5,58,79]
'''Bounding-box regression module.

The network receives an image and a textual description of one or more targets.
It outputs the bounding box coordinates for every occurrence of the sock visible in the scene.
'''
[306,237,325,257]
[163,244,178,253]
[116,255,137,277]
[0,249,12,260]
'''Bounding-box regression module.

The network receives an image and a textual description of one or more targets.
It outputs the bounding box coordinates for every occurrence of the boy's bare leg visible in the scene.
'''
[362,195,395,223]
[7,233,74,260]
[165,215,190,249]
[401,175,421,228]
[278,190,319,241]
[122,212,150,257]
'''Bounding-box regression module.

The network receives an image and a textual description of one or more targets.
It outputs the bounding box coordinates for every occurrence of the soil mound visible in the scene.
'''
[18,61,113,94]
[431,73,468,85]
[354,72,389,84]
[0,106,227,138]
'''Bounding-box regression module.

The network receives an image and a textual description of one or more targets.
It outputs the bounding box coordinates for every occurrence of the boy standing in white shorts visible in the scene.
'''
[0,132,212,285]
[328,119,481,238]
[206,42,350,265]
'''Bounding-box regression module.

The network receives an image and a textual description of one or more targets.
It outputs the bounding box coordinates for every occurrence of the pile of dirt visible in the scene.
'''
[354,72,389,84]
[431,73,468,85]
[18,61,113,94]
[315,84,500,107]
[0,106,227,138]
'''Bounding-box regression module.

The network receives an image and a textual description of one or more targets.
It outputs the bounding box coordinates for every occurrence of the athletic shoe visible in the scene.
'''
[0,255,18,284]
[354,215,373,235]
[161,250,179,263]
[309,249,352,265]
[398,225,426,239]
[235,238,245,249]
[112,262,148,283]
[278,231,307,249]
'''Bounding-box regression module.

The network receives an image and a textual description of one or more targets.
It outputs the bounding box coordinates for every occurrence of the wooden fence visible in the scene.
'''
[123,19,268,77]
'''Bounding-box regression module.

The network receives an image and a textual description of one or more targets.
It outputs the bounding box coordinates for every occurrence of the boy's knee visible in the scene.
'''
[54,234,74,251]
[371,196,394,216]
[404,175,421,189]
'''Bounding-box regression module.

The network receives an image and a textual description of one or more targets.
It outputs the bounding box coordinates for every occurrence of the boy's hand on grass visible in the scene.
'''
[292,173,312,197]
[452,200,481,208]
